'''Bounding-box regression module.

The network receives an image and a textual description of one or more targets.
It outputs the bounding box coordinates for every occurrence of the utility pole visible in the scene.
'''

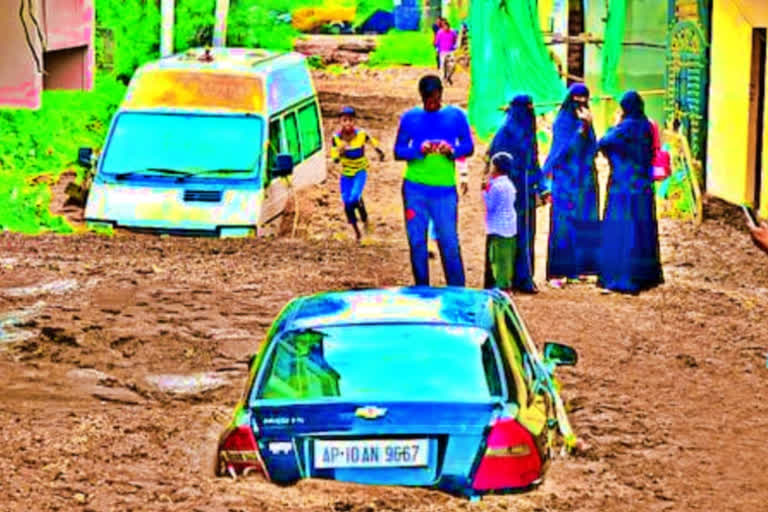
[161,0,174,57]
[213,0,230,47]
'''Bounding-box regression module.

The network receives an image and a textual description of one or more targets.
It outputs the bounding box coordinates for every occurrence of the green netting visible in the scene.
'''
[468,0,568,140]
[600,0,627,99]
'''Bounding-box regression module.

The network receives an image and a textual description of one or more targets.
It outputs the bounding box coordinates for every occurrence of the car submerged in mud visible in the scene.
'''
[217,287,578,497]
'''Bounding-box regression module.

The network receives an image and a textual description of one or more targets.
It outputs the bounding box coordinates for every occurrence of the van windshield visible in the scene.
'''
[99,112,264,182]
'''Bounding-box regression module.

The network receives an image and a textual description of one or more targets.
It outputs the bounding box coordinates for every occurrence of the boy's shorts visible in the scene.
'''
[488,234,517,289]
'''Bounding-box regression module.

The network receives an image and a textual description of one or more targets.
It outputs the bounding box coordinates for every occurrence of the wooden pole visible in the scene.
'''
[213,0,230,47]
[161,0,174,57]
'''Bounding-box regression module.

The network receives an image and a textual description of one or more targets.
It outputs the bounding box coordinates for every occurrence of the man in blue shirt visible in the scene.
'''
[394,75,475,286]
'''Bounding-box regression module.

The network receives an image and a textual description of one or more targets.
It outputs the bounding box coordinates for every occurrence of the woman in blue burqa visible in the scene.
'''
[543,83,600,288]
[484,94,549,293]
[597,91,664,294]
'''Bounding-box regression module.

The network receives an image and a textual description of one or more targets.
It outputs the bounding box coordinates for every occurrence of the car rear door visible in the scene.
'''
[492,300,554,461]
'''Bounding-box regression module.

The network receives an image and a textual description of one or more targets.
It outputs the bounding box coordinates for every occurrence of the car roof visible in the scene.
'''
[285,287,500,331]
[126,48,314,116]
[144,47,303,75]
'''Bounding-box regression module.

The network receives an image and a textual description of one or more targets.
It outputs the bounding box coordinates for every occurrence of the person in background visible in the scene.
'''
[431,17,446,71]
[483,152,518,291]
[394,75,474,286]
[596,91,664,294]
[434,19,458,85]
[543,83,600,288]
[485,94,549,293]
[330,106,385,242]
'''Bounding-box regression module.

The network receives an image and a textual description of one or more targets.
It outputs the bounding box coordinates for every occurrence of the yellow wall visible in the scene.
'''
[707,0,753,209]
[708,0,768,216]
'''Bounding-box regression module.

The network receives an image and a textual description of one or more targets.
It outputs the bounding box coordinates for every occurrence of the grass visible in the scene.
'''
[366,30,435,68]
[0,75,126,234]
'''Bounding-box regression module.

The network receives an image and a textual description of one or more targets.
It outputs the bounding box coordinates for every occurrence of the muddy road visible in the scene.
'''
[1,67,767,511]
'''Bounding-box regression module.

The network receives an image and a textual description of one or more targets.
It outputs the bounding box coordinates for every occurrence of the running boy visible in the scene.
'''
[330,106,385,241]
[483,152,518,291]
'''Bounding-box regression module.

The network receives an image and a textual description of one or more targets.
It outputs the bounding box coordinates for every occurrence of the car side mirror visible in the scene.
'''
[543,342,578,366]
[78,147,94,169]
[271,153,294,179]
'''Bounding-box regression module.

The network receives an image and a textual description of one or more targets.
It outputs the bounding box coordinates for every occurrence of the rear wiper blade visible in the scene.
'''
[175,169,251,182]
[115,168,194,180]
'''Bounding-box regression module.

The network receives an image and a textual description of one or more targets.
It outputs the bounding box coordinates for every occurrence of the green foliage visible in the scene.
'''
[367,30,435,67]
[306,55,324,69]
[175,0,216,51]
[227,0,301,51]
[95,0,162,80]
[0,75,127,234]
[325,64,347,75]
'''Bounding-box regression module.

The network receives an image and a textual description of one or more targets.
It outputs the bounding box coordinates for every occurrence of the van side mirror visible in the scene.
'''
[78,147,94,169]
[543,342,578,366]
[271,153,294,179]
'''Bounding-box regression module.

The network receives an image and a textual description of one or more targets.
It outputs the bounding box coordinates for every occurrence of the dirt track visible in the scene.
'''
[1,67,767,511]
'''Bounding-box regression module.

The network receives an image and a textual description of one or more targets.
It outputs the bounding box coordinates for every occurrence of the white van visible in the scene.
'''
[80,47,326,237]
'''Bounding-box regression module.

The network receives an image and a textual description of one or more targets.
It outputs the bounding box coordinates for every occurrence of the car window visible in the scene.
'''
[254,324,503,403]
[481,337,503,397]
[298,102,322,157]
[284,111,302,164]
[502,308,535,389]
[267,118,282,172]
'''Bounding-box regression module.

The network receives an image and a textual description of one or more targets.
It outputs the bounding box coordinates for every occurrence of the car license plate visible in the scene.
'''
[314,439,429,469]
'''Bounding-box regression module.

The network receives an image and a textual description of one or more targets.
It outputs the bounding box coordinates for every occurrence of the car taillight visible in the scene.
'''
[217,425,267,479]
[471,418,542,491]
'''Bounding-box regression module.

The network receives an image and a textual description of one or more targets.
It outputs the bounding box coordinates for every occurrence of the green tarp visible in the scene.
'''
[600,0,627,99]
[468,0,567,140]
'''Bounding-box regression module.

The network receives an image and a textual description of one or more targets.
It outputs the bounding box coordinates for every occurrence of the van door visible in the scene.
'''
[261,117,292,227]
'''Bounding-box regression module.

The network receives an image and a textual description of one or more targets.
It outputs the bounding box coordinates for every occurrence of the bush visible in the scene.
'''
[227,0,301,51]
[0,75,127,234]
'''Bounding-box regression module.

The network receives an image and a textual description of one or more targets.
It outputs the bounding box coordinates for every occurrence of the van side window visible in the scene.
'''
[298,102,322,157]
[268,118,282,171]
[284,112,302,164]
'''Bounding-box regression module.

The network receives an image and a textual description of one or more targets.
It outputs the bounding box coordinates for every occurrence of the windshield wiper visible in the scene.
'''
[115,168,194,180]
[175,169,251,182]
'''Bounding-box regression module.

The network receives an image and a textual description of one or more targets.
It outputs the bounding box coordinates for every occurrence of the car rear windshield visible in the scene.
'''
[253,324,504,403]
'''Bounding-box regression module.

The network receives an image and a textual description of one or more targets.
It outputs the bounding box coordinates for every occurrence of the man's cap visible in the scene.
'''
[340,106,356,117]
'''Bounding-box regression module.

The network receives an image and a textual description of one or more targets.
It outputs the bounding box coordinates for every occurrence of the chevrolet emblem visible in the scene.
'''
[355,406,387,420]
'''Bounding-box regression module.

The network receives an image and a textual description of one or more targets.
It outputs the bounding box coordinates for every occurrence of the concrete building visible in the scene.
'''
[1,0,94,109]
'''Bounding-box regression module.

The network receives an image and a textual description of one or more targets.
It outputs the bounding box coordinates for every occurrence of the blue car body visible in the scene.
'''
[217,287,577,497]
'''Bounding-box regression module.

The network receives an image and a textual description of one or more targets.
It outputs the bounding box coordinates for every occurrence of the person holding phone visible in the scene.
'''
[393,75,474,286]
[542,83,600,288]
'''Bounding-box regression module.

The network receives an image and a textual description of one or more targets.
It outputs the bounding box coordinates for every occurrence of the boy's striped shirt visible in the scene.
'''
[331,128,380,176]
